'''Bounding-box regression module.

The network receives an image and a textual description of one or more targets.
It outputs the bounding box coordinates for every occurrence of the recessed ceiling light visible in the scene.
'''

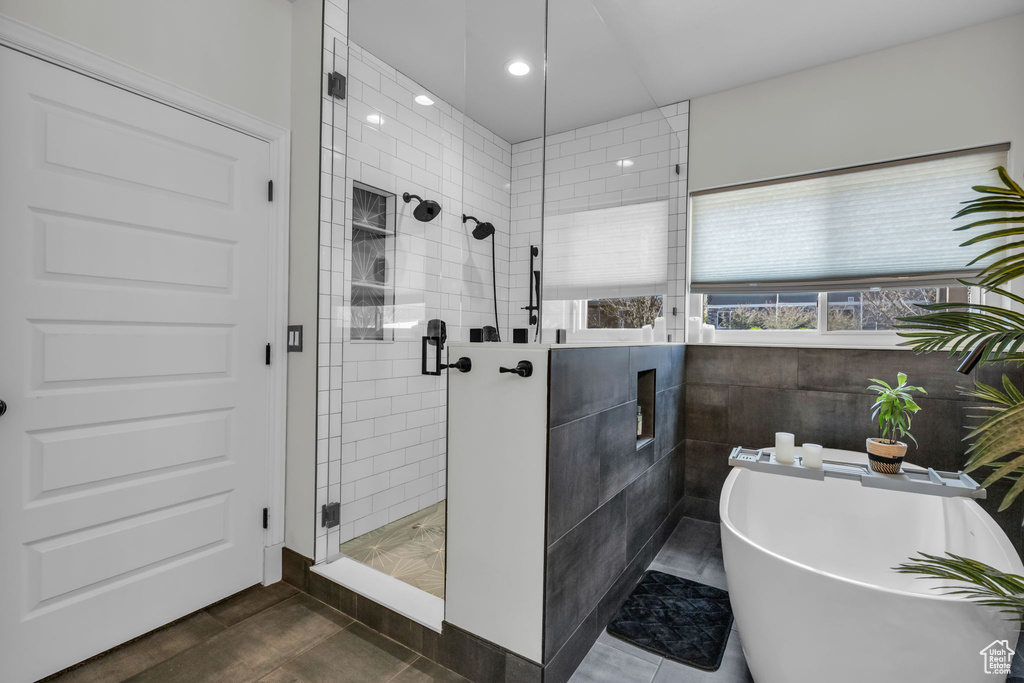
[366,113,383,125]
[414,95,434,106]
[506,60,532,77]
[617,159,634,168]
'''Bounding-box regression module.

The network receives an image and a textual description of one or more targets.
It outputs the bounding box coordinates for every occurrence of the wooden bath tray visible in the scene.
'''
[728,447,986,499]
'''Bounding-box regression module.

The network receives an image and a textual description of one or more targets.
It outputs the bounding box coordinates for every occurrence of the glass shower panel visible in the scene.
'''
[314,1,469,599]
[539,0,686,344]
[316,1,546,599]
[463,0,546,346]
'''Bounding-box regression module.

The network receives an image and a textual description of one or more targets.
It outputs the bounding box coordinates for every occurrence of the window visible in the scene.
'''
[688,144,1007,345]
[544,200,668,301]
[350,183,396,341]
[587,296,664,329]
[701,286,969,337]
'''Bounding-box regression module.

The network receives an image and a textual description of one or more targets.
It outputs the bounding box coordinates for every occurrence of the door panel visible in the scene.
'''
[0,47,272,682]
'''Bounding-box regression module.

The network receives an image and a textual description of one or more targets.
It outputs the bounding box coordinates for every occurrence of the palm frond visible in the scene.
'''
[895,553,1024,620]
[950,167,1024,291]
[959,377,1024,510]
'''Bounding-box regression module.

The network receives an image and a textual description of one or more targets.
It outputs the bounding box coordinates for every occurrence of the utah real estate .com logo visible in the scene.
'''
[981,639,1014,676]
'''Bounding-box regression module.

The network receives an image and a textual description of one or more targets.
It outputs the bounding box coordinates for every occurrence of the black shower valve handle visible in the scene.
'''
[499,360,533,378]
[445,357,472,373]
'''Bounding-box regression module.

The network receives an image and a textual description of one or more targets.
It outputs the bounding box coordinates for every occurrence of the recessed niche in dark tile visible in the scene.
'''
[550,347,630,427]
[636,369,656,448]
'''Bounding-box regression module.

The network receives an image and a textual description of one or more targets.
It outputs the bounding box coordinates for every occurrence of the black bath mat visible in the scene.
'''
[607,571,733,671]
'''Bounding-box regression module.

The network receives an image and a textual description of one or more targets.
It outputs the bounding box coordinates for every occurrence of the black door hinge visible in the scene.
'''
[262,507,269,529]
[267,180,274,202]
[265,343,271,365]
[327,71,346,100]
[322,502,340,528]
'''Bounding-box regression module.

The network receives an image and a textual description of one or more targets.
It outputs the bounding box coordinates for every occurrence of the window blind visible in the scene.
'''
[689,146,1008,294]
[544,200,668,301]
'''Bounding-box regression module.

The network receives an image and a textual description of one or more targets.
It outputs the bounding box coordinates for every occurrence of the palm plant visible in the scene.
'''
[895,166,1024,619]
[894,553,1024,620]
[897,166,1024,511]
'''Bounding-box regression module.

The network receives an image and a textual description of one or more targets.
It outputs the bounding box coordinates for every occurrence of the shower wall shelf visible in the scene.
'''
[728,446,986,500]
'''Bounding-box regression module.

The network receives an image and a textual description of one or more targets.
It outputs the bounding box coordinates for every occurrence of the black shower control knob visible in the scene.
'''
[0,399,6,417]
[446,357,472,373]
[499,361,533,378]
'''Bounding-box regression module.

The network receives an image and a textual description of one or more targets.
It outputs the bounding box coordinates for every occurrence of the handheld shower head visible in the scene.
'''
[403,192,442,222]
[463,214,495,240]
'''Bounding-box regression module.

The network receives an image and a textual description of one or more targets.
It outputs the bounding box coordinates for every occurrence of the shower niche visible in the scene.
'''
[636,369,656,448]
[350,183,395,342]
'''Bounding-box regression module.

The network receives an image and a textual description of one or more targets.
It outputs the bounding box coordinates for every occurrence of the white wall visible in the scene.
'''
[689,14,1024,192]
[0,0,294,128]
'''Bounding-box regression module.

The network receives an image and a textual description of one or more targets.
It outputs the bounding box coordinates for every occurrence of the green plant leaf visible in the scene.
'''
[895,553,1024,620]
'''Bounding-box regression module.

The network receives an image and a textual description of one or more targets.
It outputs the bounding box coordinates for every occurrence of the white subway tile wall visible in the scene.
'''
[507,104,689,339]
[317,2,690,563]
[316,19,513,558]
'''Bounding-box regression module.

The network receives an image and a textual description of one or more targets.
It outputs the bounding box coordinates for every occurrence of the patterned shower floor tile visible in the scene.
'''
[339,501,446,599]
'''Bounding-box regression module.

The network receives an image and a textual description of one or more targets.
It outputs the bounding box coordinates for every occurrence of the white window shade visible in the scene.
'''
[690,147,1007,293]
[544,200,668,301]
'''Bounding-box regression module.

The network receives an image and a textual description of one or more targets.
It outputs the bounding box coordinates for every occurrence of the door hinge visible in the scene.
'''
[265,343,271,365]
[262,507,269,529]
[267,180,274,202]
[321,502,340,528]
[327,71,346,100]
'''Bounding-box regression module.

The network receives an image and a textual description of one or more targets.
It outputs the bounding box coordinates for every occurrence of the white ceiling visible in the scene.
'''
[350,0,1024,144]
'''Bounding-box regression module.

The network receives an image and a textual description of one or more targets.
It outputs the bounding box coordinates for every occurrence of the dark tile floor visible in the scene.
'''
[568,517,753,683]
[44,581,469,683]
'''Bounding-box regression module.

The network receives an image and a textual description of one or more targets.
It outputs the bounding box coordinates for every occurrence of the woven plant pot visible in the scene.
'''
[866,438,907,474]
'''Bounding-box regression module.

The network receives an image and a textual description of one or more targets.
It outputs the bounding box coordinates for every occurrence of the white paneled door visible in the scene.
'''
[0,47,273,682]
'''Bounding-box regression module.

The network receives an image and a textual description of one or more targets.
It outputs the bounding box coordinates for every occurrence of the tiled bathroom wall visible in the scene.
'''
[543,345,687,683]
[508,104,689,338]
[315,6,514,559]
[683,345,1024,557]
[334,44,512,545]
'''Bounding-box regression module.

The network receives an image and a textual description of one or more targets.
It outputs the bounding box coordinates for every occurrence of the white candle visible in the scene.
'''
[802,443,823,469]
[775,432,795,464]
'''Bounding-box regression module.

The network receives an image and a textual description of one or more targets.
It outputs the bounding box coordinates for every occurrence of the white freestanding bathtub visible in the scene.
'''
[720,447,1023,683]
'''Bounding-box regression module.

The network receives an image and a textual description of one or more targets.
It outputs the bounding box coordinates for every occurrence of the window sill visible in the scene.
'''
[688,340,915,351]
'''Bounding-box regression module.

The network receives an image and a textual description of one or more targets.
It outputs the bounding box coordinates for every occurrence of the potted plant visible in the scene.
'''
[866,373,926,474]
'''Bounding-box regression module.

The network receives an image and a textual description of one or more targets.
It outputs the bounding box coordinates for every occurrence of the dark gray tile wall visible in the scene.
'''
[683,345,1024,558]
[544,345,687,683]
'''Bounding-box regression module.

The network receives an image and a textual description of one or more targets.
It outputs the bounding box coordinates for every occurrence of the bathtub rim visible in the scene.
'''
[719,460,1023,604]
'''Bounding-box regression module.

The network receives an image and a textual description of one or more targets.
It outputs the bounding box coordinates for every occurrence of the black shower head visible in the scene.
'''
[463,214,495,240]
[403,192,441,222]
[472,222,495,240]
